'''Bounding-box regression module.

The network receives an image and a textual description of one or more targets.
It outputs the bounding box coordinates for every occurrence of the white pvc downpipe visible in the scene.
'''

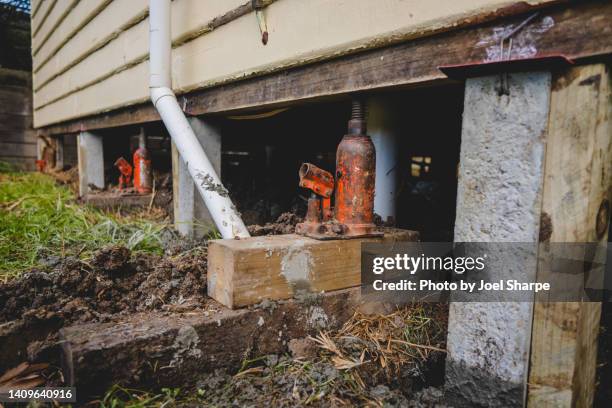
[149,0,249,239]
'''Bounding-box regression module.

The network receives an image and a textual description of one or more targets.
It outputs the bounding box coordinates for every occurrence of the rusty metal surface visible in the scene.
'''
[295,221,382,240]
[296,163,336,238]
[114,157,133,190]
[297,100,381,240]
[133,147,152,194]
[298,163,334,199]
[332,100,378,238]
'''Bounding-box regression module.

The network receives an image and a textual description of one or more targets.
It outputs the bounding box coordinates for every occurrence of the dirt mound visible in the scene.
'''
[248,212,303,236]
[0,244,207,326]
[194,356,446,407]
[192,306,448,407]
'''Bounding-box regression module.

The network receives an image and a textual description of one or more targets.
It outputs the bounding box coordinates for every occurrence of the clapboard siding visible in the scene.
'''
[31,0,78,55]
[31,0,57,37]
[31,0,44,18]
[33,0,147,89]
[33,0,246,109]
[32,0,111,70]
[32,0,559,128]
[0,69,36,171]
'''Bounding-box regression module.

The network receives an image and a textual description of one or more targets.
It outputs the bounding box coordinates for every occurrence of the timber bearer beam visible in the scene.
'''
[36,1,612,137]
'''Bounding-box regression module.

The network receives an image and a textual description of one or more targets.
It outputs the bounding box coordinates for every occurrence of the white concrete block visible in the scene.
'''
[172,117,222,238]
[77,131,105,197]
[445,72,552,407]
[368,96,398,223]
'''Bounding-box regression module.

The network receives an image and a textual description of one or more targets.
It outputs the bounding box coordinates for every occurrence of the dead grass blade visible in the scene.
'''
[0,362,29,384]
[390,338,446,353]
[331,356,363,370]
[0,362,49,393]
[233,366,265,378]
[309,332,343,357]
[312,304,448,380]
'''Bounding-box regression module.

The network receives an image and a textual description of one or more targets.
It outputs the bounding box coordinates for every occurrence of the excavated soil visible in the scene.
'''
[1,211,301,326]
[247,212,303,236]
[192,358,447,408]
[0,224,450,406]
[0,211,301,327]
[0,244,207,326]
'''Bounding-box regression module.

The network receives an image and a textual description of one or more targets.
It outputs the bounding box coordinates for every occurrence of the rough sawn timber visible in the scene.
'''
[208,230,419,309]
[527,64,612,407]
[59,288,360,402]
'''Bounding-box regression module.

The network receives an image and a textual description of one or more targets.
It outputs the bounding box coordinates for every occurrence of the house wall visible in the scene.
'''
[0,69,36,171]
[31,0,558,128]
[1,3,35,170]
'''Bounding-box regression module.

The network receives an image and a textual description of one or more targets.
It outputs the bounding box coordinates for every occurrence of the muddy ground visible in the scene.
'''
[0,244,207,327]
[0,212,453,407]
[191,360,446,408]
[0,212,302,327]
[247,212,303,236]
[0,244,448,407]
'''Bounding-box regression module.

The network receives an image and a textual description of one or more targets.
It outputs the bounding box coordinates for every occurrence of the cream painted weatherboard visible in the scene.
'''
[32,0,557,127]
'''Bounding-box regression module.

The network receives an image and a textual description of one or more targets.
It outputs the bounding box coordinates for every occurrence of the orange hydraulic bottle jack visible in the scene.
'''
[296,99,381,239]
[133,129,152,194]
[114,157,133,190]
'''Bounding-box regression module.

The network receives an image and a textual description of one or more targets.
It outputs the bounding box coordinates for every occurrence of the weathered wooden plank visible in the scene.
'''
[0,156,36,171]
[0,88,30,116]
[0,142,37,157]
[58,288,359,401]
[0,68,34,169]
[0,68,30,87]
[0,130,36,144]
[35,103,160,135]
[528,64,611,407]
[37,1,612,135]
[208,230,418,309]
[0,113,33,132]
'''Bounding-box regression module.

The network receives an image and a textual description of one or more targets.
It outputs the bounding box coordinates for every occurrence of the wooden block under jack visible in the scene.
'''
[207,229,419,309]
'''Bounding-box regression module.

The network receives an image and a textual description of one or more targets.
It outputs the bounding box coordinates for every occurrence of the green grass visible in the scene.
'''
[100,385,184,408]
[0,170,170,281]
